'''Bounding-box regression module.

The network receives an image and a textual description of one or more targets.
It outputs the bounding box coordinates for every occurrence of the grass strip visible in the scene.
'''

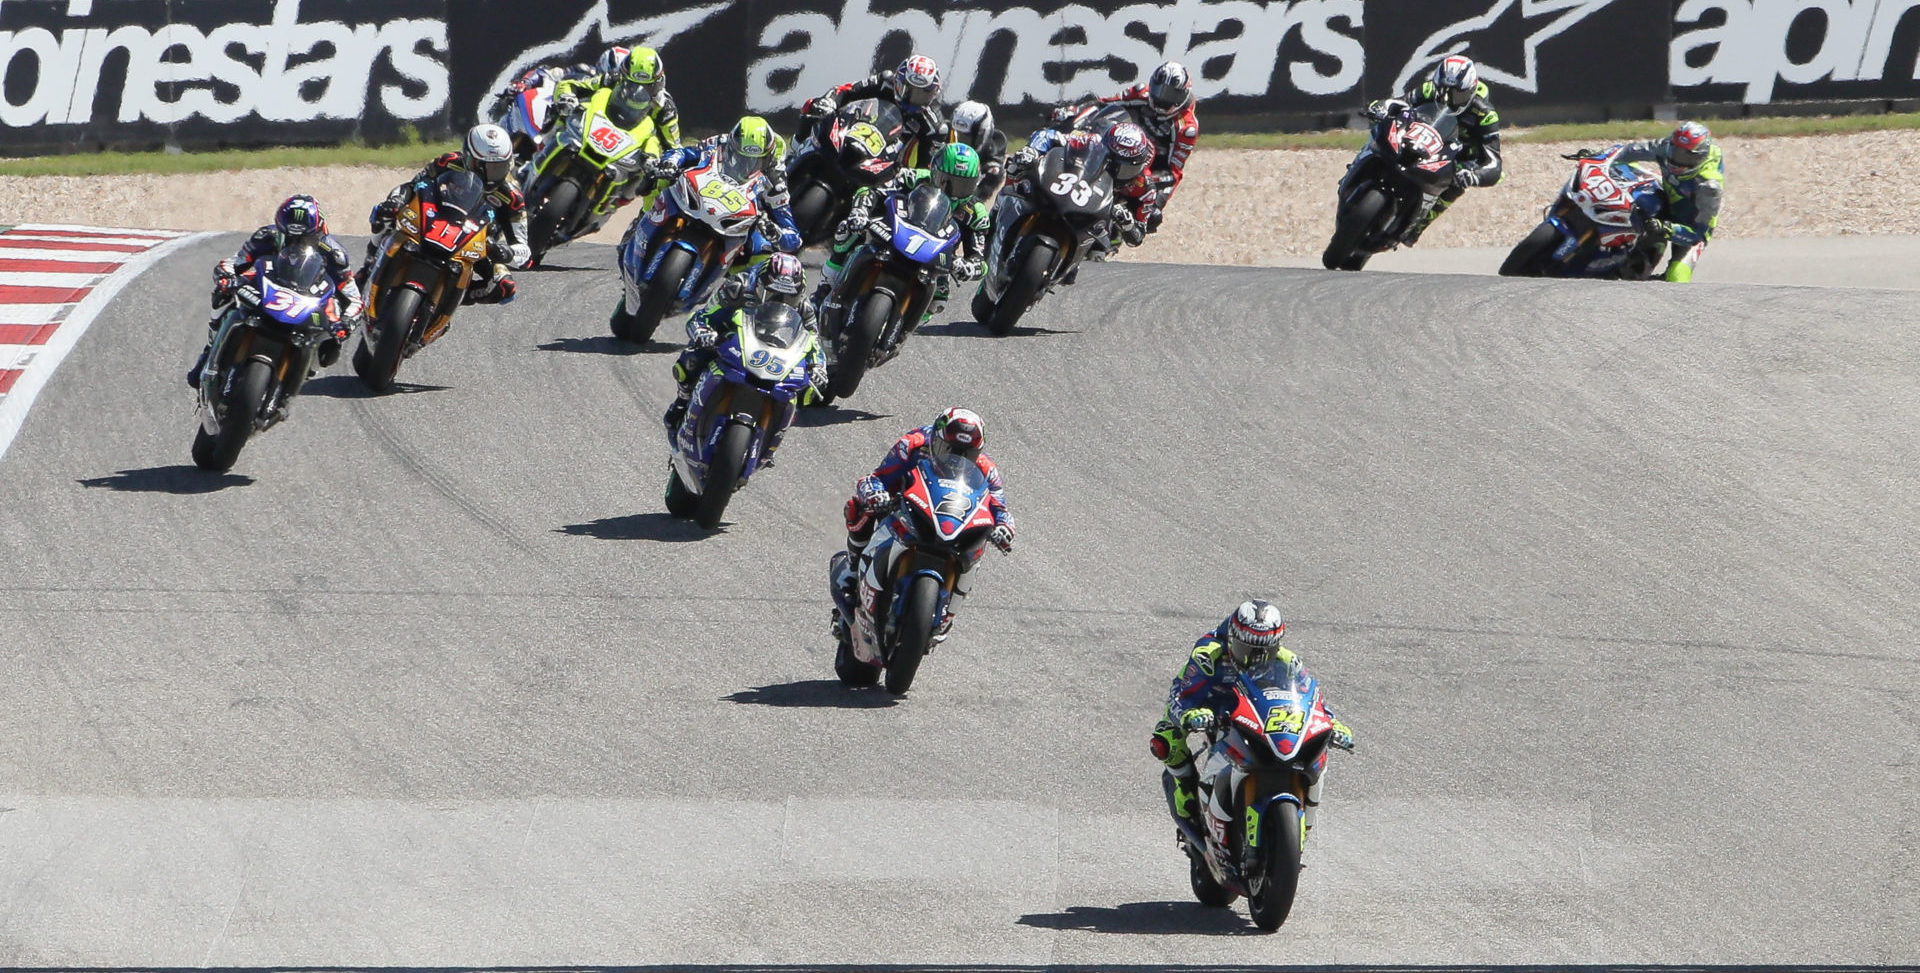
[0,141,460,177]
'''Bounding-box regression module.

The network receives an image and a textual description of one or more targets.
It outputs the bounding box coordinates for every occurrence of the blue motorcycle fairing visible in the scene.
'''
[886,196,961,265]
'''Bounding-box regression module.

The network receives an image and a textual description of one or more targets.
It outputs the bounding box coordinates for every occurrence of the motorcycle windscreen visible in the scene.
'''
[257,242,334,323]
[897,183,952,235]
[716,148,765,186]
[1239,658,1316,758]
[432,169,488,224]
[915,452,992,540]
[750,303,805,349]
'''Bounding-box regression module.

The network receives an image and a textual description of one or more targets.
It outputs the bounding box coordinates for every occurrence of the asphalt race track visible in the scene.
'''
[0,236,1916,969]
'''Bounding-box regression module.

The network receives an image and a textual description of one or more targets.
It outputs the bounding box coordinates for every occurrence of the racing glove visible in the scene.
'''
[688,323,718,349]
[1008,146,1039,172]
[855,474,892,512]
[804,95,837,119]
[1047,104,1080,127]
[1180,708,1216,733]
[1644,218,1676,241]
[832,217,860,243]
[553,90,580,113]
[988,523,1014,553]
[1365,98,1409,121]
[1452,168,1482,189]
[1330,719,1355,751]
[954,257,985,282]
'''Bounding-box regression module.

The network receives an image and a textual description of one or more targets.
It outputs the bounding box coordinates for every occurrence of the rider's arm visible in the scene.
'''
[317,235,365,313]
[1609,138,1665,165]
[1098,82,1148,105]
[492,185,533,268]
[976,454,1011,527]
[653,91,683,149]
[869,430,928,491]
[1165,636,1229,720]
[957,201,991,261]
[1160,112,1198,199]
[1459,94,1504,185]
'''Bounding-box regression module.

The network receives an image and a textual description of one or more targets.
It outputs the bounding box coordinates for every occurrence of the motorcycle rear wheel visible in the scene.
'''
[1247,801,1303,931]
[986,239,1055,336]
[835,637,881,688]
[1500,221,1560,277]
[1189,849,1237,907]
[531,180,580,262]
[791,182,835,248]
[190,358,271,472]
[828,291,890,401]
[633,248,693,346]
[360,287,418,392]
[884,574,940,695]
[1322,188,1386,272]
[694,421,753,529]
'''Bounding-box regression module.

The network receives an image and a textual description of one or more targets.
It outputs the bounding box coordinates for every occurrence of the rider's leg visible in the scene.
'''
[1404,185,1464,246]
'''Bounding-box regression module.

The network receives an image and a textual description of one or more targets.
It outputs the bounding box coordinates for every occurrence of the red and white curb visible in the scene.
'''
[0,223,212,461]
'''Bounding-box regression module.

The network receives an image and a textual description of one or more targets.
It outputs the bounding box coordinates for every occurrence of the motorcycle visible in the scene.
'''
[1321,102,1461,271]
[663,303,820,529]
[1170,656,1353,931]
[828,450,1003,695]
[1500,147,1668,279]
[612,147,778,345]
[786,97,907,248]
[524,85,662,263]
[190,243,348,471]
[815,182,960,401]
[352,168,496,392]
[488,66,566,171]
[970,128,1121,335]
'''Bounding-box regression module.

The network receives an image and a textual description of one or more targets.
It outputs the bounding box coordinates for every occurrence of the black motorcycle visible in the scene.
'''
[969,130,1121,335]
[786,97,907,249]
[1321,102,1460,271]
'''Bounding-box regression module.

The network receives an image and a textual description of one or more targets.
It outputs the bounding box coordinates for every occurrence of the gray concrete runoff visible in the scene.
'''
[0,236,1915,968]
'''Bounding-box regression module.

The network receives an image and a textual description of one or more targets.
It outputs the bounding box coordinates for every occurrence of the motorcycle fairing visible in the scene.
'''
[886,189,961,266]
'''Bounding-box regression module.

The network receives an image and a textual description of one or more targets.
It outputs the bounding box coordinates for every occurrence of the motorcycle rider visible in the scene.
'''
[549,45,682,161]
[1048,60,1198,233]
[947,100,1010,205]
[1149,600,1354,838]
[638,115,803,254]
[364,123,529,304]
[187,194,361,390]
[1366,54,1504,247]
[798,54,947,168]
[817,143,990,329]
[1595,121,1723,282]
[1009,121,1158,251]
[833,407,1014,644]
[662,252,828,437]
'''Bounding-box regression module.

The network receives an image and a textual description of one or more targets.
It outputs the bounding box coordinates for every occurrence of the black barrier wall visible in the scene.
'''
[2,0,1918,155]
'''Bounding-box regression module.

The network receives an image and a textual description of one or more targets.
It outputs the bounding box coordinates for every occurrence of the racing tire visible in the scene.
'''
[986,239,1055,336]
[970,287,994,324]
[1189,849,1237,908]
[694,421,753,529]
[828,290,889,401]
[835,636,882,688]
[664,464,698,518]
[359,287,418,393]
[190,358,271,472]
[1247,801,1303,932]
[884,575,939,695]
[633,247,693,346]
[791,182,835,248]
[609,295,638,342]
[1322,188,1386,272]
[530,180,580,263]
[1500,221,1560,278]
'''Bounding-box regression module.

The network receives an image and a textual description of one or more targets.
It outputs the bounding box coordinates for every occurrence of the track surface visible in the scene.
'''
[0,237,1916,968]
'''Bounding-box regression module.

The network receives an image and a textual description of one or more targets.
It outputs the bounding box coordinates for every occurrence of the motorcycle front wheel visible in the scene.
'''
[884,574,940,695]
[694,421,754,529]
[359,287,419,392]
[1322,188,1386,272]
[986,238,1056,336]
[1500,221,1560,277]
[633,248,693,346]
[1247,800,1303,931]
[828,291,890,401]
[530,179,580,262]
[190,358,271,472]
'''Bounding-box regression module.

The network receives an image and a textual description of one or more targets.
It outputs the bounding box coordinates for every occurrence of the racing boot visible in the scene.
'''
[1161,765,1204,836]
[186,344,210,390]
[932,563,974,644]
[662,385,692,438]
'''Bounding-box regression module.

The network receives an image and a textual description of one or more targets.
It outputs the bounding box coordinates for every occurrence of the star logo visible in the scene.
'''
[475,0,735,123]
[1393,0,1621,95]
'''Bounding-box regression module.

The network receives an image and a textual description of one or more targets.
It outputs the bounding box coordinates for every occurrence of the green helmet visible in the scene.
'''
[931,142,981,200]
[614,46,664,110]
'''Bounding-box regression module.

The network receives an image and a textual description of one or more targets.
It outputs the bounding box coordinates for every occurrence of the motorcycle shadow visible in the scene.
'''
[536,336,673,355]
[301,375,451,397]
[1017,901,1264,936]
[918,319,1083,338]
[77,465,254,493]
[794,404,889,428]
[723,679,899,709]
[554,511,707,542]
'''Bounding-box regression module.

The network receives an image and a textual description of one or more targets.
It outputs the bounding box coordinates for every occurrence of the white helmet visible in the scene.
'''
[1227,599,1285,667]
[1430,54,1479,113]
[465,123,514,185]
[950,100,995,151]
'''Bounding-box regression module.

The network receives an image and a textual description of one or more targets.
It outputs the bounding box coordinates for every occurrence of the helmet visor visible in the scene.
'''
[1227,633,1271,668]
[935,167,980,199]
[901,80,938,107]
[1668,142,1709,174]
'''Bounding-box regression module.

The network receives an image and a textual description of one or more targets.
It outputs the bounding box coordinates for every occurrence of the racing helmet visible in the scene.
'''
[931,143,982,200]
[761,253,806,305]
[1430,54,1479,112]
[464,123,514,185]
[1227,599,1285,668]
[892,54,942,108]
[1665,120,1714,177]
[950,100,995,151]
[595,46,631,81]
[1103,122,1155,182]
[274,194,323,239]
[1148,61,1195,118]
[725,116,778,174]
[930,407,985,460]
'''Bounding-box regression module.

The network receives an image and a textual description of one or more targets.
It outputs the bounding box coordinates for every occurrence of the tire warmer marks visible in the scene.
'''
[0,224,210,461]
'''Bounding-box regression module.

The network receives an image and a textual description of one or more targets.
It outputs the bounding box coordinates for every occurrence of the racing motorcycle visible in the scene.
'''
[352,168,497,392]
[1500,147,1668,279]
[815,182,960,401]
[612,148,778,345]
[190,243,350,471]
[828,451,1004,695]
[786,97,907,248]
[1321,102,1460,271]
[1170,655,1353,931]
[488,65,567,171]
[664,303,821,529]
[971,128,1121,335]
[524,86,662,263]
